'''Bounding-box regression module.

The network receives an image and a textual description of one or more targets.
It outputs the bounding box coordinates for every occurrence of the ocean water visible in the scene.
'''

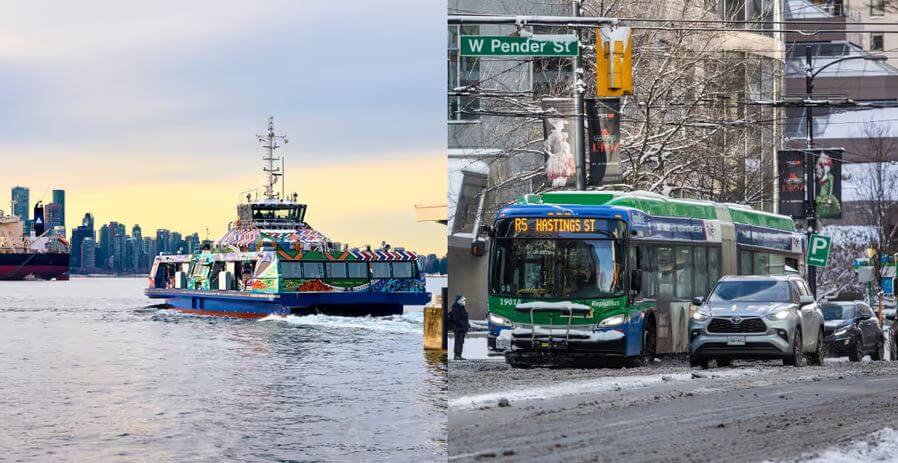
[0,277,447,462]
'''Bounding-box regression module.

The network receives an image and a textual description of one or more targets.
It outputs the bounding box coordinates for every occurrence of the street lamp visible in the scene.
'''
[803,49,887,297]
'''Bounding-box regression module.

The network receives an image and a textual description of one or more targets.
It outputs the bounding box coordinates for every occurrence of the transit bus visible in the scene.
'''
[484,190,804,367]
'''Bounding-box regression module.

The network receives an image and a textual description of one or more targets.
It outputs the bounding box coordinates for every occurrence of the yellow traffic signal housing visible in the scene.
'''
[595,26,633,97]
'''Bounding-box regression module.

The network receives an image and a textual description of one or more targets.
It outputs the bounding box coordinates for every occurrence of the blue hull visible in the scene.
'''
[145,288,431,318]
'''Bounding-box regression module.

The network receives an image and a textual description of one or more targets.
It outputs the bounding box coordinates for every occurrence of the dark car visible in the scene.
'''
[821,301,884,361]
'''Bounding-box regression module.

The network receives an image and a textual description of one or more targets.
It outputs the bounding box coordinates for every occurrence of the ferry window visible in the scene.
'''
[739,250,752,275]
[191,262,208,279]
[694,247,708,297]
[709,247,721,285]
[280,262,302,279]
[302,262,325,279]
[656,246,674,297]
[326,262,347,279]
[675,246,693,299]
[372,262,392,278]
[348,262,368,279]
[392,262,414,279]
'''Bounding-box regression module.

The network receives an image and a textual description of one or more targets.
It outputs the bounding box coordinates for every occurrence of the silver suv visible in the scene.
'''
[689,275,825,368]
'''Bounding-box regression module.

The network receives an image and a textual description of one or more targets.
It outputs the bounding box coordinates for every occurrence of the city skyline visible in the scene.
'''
[0,0,444,255]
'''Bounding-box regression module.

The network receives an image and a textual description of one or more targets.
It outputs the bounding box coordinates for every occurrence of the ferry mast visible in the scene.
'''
[257,117,288,200]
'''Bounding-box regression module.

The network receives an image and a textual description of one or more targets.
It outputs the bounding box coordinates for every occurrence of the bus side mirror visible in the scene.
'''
[630,269,642,293]
[471,240,486,257]
[479,224,494,238]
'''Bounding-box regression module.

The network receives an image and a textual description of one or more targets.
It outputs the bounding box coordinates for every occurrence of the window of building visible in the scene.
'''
[448,25,481,121]
[348,262,368,279]
[872,0,886,16]
[372,262,392,279]
[871,33,885,51]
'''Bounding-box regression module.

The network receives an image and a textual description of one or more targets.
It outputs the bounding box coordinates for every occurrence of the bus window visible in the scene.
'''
[302,262,325,279]
[675,246,693,299]
[694,246,708,297]
[709,247,721,286]
[739,250,752,275]
[280,262,302,279]
[769,254,785,275]
[656,246,674,297]
[348,262,368,279]
[753,252,769,276]
[371,262,391,279]
[637,245,656,298]
[326,262,348,278]
[392,262,414,278]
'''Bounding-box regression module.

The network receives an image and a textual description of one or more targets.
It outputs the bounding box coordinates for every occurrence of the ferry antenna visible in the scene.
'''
[256,116,289,200]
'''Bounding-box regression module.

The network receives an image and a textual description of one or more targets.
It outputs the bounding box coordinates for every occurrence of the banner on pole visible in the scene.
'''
[585,98,623,186]
[542,98,577,188]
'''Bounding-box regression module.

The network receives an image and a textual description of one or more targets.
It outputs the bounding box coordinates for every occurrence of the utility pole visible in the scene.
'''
[805,45,818,297]
[572,0,587,190]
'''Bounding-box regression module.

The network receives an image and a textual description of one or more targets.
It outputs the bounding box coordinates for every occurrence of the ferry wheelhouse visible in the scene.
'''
[144,118,429,318]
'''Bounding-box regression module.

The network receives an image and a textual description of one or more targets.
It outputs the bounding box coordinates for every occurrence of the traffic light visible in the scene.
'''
[595,26,633,97]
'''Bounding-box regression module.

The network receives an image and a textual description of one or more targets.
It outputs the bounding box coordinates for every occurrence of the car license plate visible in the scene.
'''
[727,336,746,346]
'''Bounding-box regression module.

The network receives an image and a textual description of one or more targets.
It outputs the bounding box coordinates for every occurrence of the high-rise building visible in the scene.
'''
[156,229,171,254]
[69,213,96,272]
[141,237,157,271]
[80,237,96,272]
[45,203,63,232]
[112,223,126,273]
[97,224,110,270]
[52,189,65,229]
[170,231,183,254]
[185,232,200,254]
[11,186,30,235]
[82,212,94,231]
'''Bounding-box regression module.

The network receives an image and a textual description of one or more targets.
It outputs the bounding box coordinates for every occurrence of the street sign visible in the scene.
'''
[882,277,894,296]
[807,234,831,267]
[460,35,578,56]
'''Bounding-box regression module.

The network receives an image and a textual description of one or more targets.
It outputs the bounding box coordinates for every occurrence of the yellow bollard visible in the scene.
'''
[424,294,446,351]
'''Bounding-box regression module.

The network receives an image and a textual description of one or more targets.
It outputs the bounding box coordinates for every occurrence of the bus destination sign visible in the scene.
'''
[512,217,601,235]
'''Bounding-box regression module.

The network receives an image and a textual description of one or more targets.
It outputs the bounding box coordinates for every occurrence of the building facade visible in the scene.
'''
[10,186,30,235]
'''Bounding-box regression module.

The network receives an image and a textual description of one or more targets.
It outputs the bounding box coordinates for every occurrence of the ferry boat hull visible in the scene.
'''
[145,288,431,318]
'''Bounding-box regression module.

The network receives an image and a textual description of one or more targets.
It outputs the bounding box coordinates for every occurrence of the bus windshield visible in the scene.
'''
[490,239,622,299]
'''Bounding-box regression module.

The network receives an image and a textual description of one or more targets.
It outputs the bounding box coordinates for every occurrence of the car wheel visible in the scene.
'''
[848,336,863,362]
[717,358,732,368]
[505,352,533,369]
[783,329,803,367]
[689,354,709,369]
[807,329,825,366]
[872,337,885,361]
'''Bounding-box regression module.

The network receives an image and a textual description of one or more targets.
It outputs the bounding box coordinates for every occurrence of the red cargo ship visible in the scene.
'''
[0,208,69,281]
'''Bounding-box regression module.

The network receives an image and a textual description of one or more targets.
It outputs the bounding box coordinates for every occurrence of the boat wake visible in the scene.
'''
[259,311,423,334]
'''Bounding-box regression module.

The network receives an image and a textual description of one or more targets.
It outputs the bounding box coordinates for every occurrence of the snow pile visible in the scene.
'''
[449,367,766,409]
[785,428,898,462]
[259,313,421,334]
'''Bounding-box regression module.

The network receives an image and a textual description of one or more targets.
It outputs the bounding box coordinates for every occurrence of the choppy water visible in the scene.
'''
[0,277,447,462]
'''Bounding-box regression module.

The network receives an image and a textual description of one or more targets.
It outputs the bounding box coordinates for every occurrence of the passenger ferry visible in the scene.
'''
[144,118,430,318]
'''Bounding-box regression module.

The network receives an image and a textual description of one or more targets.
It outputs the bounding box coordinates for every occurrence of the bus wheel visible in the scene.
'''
[630,319,657,367]
[505,352,533,369]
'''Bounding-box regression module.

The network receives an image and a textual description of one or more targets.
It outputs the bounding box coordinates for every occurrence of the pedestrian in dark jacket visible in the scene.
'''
[450,295,470,360]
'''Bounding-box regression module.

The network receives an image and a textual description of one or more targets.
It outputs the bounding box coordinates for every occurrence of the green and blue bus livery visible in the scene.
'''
[485,191,804,367]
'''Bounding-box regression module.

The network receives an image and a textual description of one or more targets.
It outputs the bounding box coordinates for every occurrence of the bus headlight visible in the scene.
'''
[488,313,512,328]
[598,314,626,327]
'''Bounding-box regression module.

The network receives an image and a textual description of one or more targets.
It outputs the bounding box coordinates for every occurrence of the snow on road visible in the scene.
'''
[449,367,766,409]
[775,428,898,463]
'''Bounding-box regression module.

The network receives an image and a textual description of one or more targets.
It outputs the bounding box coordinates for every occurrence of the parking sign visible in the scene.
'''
[806,234,831,267]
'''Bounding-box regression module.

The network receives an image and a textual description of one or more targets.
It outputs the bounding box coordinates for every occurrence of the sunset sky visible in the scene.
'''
[0,1,445,254]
